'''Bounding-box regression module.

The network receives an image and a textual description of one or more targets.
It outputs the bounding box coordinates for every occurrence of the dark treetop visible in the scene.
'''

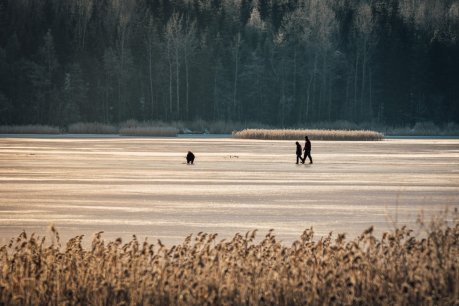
[0,0,458,127]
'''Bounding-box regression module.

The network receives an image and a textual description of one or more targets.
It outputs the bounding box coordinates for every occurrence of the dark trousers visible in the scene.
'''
[296,154,302,164]
[303,151,312,163]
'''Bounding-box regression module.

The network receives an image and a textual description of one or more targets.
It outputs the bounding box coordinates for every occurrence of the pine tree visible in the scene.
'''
[61,63,87,126]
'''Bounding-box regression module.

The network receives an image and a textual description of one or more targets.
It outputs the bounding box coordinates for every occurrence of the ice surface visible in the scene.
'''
[0,136,458,246]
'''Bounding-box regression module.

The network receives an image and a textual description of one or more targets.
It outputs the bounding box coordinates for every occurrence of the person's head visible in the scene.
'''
[305,136,309,140]
[295,141,299,145]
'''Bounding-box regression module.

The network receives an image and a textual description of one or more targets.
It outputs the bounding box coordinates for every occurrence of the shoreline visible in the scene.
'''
[1,133,459,139]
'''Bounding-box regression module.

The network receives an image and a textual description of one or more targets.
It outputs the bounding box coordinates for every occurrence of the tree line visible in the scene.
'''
[0,0,458,127]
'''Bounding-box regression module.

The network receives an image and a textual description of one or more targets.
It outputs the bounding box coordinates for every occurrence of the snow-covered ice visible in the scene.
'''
[0,136,458,246]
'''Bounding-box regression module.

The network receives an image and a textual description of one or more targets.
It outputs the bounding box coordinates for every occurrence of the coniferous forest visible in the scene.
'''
[0,0,458,128]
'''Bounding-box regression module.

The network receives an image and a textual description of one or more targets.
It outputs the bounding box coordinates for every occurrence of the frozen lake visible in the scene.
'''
[0,136,458,246]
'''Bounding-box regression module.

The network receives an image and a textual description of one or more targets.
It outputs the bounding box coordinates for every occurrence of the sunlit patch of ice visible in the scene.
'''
[0,137,458,245]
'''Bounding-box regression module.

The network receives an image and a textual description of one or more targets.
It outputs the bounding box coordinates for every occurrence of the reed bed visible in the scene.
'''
[233,128,384,141]
[0,124,60,134]
[67,122,118,134]
[184,120,269,134]
[118,120,179,136]
[385,121,459,136]
[119,126,179,137]
[1,211,458,306]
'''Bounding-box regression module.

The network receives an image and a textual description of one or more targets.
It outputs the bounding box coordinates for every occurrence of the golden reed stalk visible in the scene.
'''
[1,211,457,305]
[233,128,384,141]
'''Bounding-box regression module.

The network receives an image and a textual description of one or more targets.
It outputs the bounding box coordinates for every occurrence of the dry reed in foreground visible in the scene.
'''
[0,124,60,134]
[233,128,384,141]
[0,212,458,305]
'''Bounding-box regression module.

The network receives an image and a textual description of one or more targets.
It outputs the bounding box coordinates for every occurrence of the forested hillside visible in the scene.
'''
[0,0,458,127]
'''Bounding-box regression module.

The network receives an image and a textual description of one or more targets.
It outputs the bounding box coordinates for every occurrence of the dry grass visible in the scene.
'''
[1,121,458,137]
[385,122,459,136]
[119,119,269,134]
[233,128,384,141]
[67,122,118,134]
[184,120,269,134]
[306,120,459,136]
[118,120,179,137]
[119,126,179,137]
[1,211,458,305]
[0,125,60,134]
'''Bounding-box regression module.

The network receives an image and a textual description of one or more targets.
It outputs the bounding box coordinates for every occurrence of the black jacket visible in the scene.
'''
[296,144,302,155]
[304,140,311,151]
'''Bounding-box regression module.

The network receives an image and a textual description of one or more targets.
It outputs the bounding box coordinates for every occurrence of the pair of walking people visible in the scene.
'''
[296,136,313,164]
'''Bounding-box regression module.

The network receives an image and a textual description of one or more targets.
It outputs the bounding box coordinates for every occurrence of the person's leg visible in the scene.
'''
[296,155,300,164]
[307,152,313,164]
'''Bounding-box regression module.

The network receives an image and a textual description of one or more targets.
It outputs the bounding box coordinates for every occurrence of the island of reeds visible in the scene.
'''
[2,121,459,137]
[1,211,458,305]
[233,128,384,141]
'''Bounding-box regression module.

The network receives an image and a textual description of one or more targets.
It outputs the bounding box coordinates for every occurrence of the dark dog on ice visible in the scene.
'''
[186,151,195,164]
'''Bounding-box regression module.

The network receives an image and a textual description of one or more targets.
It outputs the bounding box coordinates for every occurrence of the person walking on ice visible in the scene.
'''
[295,142,303,164]
[302,136,313,164]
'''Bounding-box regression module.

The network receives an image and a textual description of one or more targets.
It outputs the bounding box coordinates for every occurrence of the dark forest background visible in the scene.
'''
[0,0,458,128]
